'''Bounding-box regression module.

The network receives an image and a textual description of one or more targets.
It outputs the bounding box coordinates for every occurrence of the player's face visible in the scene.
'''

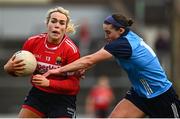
[103,24,121,42]
[47,12,67,43]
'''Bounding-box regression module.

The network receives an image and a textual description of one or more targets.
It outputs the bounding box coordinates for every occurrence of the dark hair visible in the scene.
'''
[112,14,134,27]
[104,14,134,30]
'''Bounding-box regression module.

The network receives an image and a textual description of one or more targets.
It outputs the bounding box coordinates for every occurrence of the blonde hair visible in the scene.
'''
[46,6,76,34]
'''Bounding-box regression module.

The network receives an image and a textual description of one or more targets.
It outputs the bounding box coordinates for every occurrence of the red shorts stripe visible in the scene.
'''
[22,104,45,117]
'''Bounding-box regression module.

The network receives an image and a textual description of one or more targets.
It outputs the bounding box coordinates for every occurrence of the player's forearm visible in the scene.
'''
[59,55,94,73]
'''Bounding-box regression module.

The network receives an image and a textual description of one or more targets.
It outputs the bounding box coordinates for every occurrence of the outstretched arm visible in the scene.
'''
[43,48,113,77]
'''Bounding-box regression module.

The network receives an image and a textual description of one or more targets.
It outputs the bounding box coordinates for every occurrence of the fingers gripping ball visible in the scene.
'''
[14,50,37,76]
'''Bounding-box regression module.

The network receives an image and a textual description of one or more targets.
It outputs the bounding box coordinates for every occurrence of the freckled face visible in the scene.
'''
[47,12,67,43]
[103,24,121,42]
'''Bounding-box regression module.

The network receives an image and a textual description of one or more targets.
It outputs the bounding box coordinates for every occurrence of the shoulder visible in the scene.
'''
[27,33,47,43]
[105,37,131,50]
[124,31,142,49]
[63,35,79,54]
[104,37,132,59]
[22,33,46,51]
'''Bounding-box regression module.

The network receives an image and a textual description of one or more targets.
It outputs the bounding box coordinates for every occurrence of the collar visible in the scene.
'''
[121,28,130,37]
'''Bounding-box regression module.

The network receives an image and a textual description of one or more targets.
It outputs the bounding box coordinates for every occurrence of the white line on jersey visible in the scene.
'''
[65,39,77,53]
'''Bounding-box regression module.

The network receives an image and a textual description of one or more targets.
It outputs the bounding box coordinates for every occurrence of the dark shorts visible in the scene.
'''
[125,86,180,118]
[22,87,77,118]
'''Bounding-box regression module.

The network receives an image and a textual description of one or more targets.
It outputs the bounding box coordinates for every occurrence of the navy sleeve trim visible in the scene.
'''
[104,37,132,59]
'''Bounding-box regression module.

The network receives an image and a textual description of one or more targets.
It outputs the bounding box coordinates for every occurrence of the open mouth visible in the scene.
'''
[52,31,60,35]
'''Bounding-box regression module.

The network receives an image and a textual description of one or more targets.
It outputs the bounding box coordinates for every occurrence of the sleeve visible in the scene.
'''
[22,38,34,52]
[66,46,80,64]
[49,77,80,93]
[104,37,132,59]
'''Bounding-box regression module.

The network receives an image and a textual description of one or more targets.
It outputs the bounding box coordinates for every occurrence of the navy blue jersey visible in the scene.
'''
[104,29,172,98]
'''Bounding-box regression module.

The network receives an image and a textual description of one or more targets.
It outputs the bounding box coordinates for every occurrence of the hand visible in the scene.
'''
[43,69,85,79]
[32,74,50,87]
[74,69,86,79]
[43,69,62,78]
[4,55,25,76]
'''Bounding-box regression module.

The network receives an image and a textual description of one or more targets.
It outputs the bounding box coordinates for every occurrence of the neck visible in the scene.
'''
[47,35,64,44]
[45,35,65,50]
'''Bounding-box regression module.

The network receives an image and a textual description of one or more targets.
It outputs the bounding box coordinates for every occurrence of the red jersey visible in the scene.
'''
[90,86,114,109]
[22,33,80,95]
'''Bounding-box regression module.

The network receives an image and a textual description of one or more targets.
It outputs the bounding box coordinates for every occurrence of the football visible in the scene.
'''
[14,50,37,76]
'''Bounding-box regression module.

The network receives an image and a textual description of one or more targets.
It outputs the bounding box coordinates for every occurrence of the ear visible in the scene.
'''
[119,28,125,34]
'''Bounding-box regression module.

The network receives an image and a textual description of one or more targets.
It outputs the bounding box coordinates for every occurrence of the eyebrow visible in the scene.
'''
[51,18,66,22]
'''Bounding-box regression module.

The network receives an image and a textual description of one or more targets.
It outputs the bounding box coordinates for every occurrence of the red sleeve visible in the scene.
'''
[65,39,80,64]
[22,38,34,51]
[49,77,80,93]
[67,49,80,64]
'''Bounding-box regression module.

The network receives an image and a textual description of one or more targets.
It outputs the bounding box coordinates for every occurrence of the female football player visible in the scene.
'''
[43,14,180,118]
[4,6,81,118]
